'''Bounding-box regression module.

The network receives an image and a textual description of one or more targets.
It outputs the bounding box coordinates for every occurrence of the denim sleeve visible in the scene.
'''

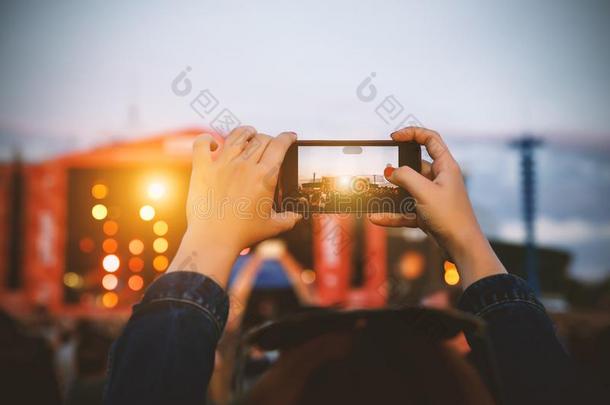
[104,271,229,405]
[458,274,581,405]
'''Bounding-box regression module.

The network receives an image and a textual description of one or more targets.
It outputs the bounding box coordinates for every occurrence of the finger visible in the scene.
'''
[222,125,257,161]
[391,127,457,172]
[368,212,417,228]
[386,165,435,202]
[268,210,302,234]
[240,133,273,162]
[421,159,433,180]
[259,131,297,168]
[192,133,218,169]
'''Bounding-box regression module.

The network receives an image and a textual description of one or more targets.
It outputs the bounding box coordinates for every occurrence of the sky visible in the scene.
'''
[0,0,609,281]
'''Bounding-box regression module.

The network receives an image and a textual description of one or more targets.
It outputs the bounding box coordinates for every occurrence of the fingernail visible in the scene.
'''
[384,166,395,179]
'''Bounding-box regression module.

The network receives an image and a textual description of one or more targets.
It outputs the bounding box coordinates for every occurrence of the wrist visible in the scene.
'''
[447,228,507,290]
[167,228,241,288]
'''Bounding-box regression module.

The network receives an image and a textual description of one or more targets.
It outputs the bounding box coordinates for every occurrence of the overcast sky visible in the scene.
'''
[0,0,609,281]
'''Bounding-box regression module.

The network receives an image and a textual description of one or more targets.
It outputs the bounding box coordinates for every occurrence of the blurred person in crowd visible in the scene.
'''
[209,241,316,404]
[65,320,112,405]
[0,310,62,404]
[104,126,594,404]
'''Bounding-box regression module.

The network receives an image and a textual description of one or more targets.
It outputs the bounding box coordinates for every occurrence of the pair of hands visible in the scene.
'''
[168,126,505,289]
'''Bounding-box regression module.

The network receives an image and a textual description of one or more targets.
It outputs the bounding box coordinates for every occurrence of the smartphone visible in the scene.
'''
[275,140,421,214]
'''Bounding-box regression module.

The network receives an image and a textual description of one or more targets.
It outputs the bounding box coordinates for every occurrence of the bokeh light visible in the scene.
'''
[139,205,155,221]
[103,220,119,236]
[63,272,83,288]
[102,292,118,308]
[444,261,457,272]
[128,239,144,255]
[128,257,144,272]
[102,274,118,290]
[153,238,168,253]
[91,204,108,220]
[79,237,95,253]
[103,254,120,272]
[399,251,425,280]
[147,182,166,200]
[153,220,168,236]
[300,269,316,284]
[91,183,108,199]
[128,275,144,291]
[444,269,460,286]
[153,255,168,272]
[102,238,118,253]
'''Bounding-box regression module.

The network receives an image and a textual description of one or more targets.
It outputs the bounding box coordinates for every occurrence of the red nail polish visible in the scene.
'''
[384,166,395,178]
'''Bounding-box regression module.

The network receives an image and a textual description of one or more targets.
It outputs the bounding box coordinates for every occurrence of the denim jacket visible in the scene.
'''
[104,272,579,405]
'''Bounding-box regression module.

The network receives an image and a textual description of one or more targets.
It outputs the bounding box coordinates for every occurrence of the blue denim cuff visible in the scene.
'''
[457,274,545,317]
[133,271,229,339]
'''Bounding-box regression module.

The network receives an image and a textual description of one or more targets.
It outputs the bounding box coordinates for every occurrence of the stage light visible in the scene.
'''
[399,251,425,280]
[91,184,108,199]
[103,220,119,236]
[153,220,168,236]
[102,238,118,253]
[153,255,168,272]
[103,254,120,272]
[102,274,118,290]
[92,204,108,220]
[79,237,95,253]
[128,257,144,272]
[148,182,167,200]
[102,292,118,308]
[300,269,316,285]
[64,272,83,288]
[337,175,351,191]
[153,238,168,253]
[444,269,460,286]
[128,275,144,291]
[256,239,285,259]
[128,239,144,255]
[139,205,155,221]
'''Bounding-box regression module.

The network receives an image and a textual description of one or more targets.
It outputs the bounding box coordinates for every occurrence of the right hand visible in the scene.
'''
[369,127,506,288]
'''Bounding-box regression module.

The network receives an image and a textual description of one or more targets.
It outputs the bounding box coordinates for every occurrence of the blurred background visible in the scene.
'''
[1,1,609,404]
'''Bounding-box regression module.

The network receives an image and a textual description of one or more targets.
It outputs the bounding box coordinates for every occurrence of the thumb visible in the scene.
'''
[386,165,434,202]
[268,210,303,234]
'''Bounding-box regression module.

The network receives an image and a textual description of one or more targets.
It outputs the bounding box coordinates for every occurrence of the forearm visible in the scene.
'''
[104,272,229,405]
[458,274,577,404]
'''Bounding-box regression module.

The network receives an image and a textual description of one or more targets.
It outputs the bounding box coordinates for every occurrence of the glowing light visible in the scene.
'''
[102,254,120,272]
[79,237,95,253]
[128,275,144,291]
[139,205,155,221]
[128,257,144,272]
[103,220,119,236]
[153,255,169,272]
[147,182,167,200]
[92,204,108,220]
[128,239,144,255]
[102,238,118,253]
[399,251,425,280]
[102,292,119,308]
[153,238,168,254]
[444,261,457,272]
[444,269,460,286]
[91,184,108,199]
[240,247,251,256]
[337,175,351,191]
[300,269,316,284]
[102,274,118,290]
[153,220,168,236]
[63,272,83,288]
